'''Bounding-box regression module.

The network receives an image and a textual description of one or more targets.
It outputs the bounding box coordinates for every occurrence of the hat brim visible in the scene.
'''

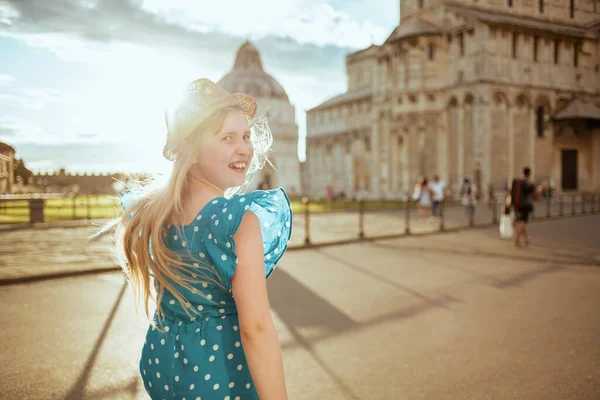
[165,92,258,141]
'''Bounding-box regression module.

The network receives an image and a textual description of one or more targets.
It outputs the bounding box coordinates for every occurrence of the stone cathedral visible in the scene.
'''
[305,0,600,198]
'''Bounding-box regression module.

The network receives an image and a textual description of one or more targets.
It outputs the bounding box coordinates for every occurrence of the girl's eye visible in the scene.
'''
[243,134,251,141]
[222,136,232,142]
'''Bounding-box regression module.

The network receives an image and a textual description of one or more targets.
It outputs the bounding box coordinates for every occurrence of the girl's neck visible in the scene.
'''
[169,172,224,226]
[185,170,224,200]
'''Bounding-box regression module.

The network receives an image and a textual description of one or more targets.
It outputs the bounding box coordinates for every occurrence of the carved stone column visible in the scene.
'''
[380,110,391,195]
[371,113,381,196]
[457,105,465,184]
[508,106,515,181]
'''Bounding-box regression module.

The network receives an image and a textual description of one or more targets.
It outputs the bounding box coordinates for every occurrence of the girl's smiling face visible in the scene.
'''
[192,109,254,191]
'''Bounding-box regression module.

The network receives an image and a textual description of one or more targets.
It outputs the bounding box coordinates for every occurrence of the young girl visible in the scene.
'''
[414,177,433,219]
[98,78,291,399]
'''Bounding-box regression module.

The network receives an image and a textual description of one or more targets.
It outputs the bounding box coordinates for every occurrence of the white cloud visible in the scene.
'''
[0,73,15,84]
[141,0,390,48]
[0,88,65,110]
[1,0,399,170]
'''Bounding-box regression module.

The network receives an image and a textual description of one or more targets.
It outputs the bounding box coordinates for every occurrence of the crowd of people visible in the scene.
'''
[410,166,545,247]
[411,175,479,222]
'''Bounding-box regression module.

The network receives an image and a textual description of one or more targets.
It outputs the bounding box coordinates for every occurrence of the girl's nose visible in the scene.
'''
[236,142,251,156]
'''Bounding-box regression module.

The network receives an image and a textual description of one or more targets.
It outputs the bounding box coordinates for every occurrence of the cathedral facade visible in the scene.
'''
[218,41,301,194]
[306,0,600,198]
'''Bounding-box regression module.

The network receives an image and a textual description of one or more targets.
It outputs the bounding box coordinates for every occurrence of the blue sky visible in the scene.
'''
[0,0,398,174]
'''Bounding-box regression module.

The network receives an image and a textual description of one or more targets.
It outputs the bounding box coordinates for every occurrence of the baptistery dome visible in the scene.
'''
[218,41,289,102]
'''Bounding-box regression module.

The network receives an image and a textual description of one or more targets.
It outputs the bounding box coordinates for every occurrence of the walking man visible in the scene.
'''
[510,166,542,247]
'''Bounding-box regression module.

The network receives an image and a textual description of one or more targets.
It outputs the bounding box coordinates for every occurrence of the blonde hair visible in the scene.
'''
[91,107,272,327]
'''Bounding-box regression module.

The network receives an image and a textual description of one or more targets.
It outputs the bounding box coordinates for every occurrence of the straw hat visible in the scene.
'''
[163,78,258,161]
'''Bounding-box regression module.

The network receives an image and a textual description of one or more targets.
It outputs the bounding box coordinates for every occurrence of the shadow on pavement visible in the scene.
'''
[493,264,565,289]
[63,280,135,400]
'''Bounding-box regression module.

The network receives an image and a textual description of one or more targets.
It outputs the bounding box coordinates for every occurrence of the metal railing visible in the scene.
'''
[1,193,599,249]
[0,194,118,224]
[294,193,600,248]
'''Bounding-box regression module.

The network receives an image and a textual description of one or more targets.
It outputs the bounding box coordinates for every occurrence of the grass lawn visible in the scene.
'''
[0,194,422,224]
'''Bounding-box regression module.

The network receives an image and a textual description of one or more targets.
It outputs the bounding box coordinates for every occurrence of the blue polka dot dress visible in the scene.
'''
[120,188,293,400]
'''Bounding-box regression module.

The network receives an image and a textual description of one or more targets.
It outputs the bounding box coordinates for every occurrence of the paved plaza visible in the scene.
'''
[0,214,599,399]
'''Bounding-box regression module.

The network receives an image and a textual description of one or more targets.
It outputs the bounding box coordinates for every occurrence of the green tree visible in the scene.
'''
[13,158,33,185]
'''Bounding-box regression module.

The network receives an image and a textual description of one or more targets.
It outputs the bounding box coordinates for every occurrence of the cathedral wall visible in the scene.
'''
[305,2,599,196]
[469,23,597,94]
[447,0,599,25]
[552,123,595,191]
[347,58,376,91]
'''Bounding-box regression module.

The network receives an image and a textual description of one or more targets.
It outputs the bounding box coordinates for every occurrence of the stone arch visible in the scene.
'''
[534,95,551,138]
[492,91,509,108]
[534,94,551,112]
[514,93,531,109]
[555,97,571,113]
[464,93,475,105]
[447,96,459,108]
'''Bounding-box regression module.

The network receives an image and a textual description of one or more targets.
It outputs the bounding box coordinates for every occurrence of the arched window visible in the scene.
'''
[536,107,545,137]
[569,0,574,18]
[418,0,424,9]
[427,43,436,60]
[508,0,513,7]
[539,0,544,13]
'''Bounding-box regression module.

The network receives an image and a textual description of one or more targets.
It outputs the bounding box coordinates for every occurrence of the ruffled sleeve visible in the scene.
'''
[120,188,144,216]
[204,188,292,281]
[119,188,155,259]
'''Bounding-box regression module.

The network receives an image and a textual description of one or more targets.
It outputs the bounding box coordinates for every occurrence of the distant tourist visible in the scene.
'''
[510,166,542,247]
[413,177,433,219]
[460,178,478,224]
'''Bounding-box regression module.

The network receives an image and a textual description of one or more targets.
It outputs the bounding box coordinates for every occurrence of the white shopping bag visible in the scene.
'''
[499,214,514,239]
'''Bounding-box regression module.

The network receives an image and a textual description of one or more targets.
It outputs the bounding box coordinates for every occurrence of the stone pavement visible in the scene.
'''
[0,216,598,399]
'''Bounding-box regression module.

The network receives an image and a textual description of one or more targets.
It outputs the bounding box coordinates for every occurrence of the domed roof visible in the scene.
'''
[218,41,289,102]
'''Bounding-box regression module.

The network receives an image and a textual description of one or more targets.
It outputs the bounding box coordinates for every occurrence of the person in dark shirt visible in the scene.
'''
[510,166,541,247]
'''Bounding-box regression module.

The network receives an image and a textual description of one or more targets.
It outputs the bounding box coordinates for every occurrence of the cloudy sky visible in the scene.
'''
[0,0,398,174]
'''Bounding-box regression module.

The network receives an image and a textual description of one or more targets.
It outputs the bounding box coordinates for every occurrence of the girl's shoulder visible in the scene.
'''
[202,187,293,280]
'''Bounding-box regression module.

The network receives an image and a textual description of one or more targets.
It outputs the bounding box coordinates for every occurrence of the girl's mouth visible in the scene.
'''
[229,161,247,173]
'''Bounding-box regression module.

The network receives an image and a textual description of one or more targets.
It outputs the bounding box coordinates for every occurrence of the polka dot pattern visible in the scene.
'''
[203,188,292,283]
[123,190,290,399]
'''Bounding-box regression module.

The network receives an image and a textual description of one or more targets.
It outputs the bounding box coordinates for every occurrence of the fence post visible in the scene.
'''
[571,194,576,215]
[72,195,77,220]
[302,197,311,246]
[468,204,475,227]
[492,196,498,225]
[580,194,585,214]
[545,195,551,218]
[404,199,411,235]
[29,198,45,223]
[439,201,445,232]
[559,195,563,216]
[86,195,92,220]
[358,198,365,240]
